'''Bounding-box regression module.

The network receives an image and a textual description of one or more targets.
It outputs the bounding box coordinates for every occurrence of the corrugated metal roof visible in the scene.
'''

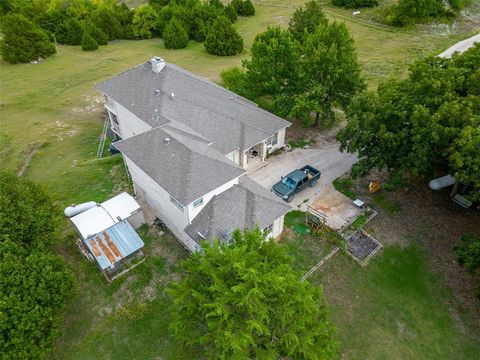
[71,192,141,239]
[84,220,144,270]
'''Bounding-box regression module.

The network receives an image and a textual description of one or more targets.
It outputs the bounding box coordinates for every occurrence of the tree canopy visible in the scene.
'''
[0,173,75,359]
[0,13,56,64]
[169,228,337,359]
[163,18,189,49]
[204,16,243,56]
[387,0,466,26]
[226,3,363,128]
[336,44,480,199]
[332,0,378,8]
[0,172,59,248]
[0,241,75,359]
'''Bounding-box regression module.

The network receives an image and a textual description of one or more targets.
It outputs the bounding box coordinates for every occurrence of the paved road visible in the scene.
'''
[248,143,361,230]
[438,33,480,58]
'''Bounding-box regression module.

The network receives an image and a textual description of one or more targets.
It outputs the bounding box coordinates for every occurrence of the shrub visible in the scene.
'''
[191,1,226,42]
[231,0,255,16]
[132,4,160,39]
[89,6,122,41]
[387,0,453,26]
[56,18,84,45]
[163,18,189,49]
[0,14,56,64]
[224,3,238,22]
[455,234,480,273]
[204,17,243,56]
[81,31,99,51]
[85,23,109,45]
[332,0,378,8]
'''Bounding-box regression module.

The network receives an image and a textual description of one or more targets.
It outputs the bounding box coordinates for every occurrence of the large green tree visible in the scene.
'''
[337,44,480,199]
[0,13,56,64]
[204,16,243,56]
[290,21,364,127]
[163,18,189,49]
[0,241,75,359]
[0,172,59,248]
[169,228,337,359]
[132,4,160,39]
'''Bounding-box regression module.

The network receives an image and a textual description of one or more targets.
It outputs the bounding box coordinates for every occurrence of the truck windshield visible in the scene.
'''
[282,177,296,189]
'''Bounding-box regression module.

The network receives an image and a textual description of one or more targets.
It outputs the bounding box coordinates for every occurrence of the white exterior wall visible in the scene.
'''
[266,127,287,155]
[187,177,240,222]
[105,99,152,139]
[272,215,285,238]
[124,157,190,229]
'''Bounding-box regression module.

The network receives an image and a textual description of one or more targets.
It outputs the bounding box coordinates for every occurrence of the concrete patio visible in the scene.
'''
[248,142,361,230]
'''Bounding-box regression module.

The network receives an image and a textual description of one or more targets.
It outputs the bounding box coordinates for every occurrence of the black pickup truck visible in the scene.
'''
[272,165,321,202]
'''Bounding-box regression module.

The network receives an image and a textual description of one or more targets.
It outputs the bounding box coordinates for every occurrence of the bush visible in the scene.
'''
[387,0,453,26]
[85,22,109,45]
[132,4,160,39]
[204,17,243,56]
[332,0,378,8]
[455,234,480,273]
[81,31,99,51]
[0,14,56,64]
[231,0,255,16]
[163,18,189,49]
[224,3,238,22]
[190,1,226,42]
[56,18,84,45]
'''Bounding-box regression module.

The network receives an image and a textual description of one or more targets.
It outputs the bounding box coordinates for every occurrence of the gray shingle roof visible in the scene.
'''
[115,126,245,205]
[185,175,292,244]
[96,61,291,154]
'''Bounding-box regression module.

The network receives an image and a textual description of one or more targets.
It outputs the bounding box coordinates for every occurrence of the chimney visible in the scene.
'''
[149,57,165,73]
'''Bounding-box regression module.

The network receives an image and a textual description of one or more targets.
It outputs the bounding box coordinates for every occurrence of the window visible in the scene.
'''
[170,195,184,211]
[265,132,278,147]
[193,197,203,208]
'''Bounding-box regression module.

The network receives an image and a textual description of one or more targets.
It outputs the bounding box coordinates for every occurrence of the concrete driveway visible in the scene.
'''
[248,142,362,230]
[438,33,480,58]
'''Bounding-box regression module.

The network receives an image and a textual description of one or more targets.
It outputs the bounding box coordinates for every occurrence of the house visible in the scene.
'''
[96,57,292,252]
[68,192,146,281]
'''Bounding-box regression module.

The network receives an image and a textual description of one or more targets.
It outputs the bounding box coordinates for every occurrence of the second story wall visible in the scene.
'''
[105,98,152,139]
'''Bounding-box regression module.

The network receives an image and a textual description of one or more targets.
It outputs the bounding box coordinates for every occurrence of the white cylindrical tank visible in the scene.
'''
[429,175,455,190]
[64,201,97,217]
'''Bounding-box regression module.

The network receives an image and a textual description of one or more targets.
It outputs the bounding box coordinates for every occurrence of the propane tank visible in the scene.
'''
[64,201,97,217]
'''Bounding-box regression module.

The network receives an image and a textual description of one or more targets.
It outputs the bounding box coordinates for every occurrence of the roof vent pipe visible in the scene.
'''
[164,137,171,145]
[149,57,165,73]
[170,92,175,100]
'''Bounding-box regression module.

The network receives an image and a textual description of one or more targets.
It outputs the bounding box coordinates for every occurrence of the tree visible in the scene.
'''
[387,0,455,26]
[169,228,337,359]
[89,5,123,41]
[55,18,84,45]
[132,5,160,39]
[288,0,326,42]
[0,13,56,64]
[290,21,364,127]
[224,3,237,22]
[81,31,99,51]
[0,241,75,359]
[163,18,189,49]
[455,234,480,273]
[204,17,243,56]
[220,66,253,99]
[0,172,59,248]
[336,45,480,199]
[332,0,378,8]
[85,22,109,45]
[243,26,299,97]
[231,0,255,16]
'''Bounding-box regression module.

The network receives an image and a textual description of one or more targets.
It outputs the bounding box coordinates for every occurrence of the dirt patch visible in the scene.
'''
[16,142,45,176]
[344,171,480,321]
[71,95,105,114]
[285,118,343,149]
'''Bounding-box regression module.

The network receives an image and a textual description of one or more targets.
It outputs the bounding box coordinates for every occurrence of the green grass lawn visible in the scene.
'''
[280,219,480,360]
[1,1,479,359]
